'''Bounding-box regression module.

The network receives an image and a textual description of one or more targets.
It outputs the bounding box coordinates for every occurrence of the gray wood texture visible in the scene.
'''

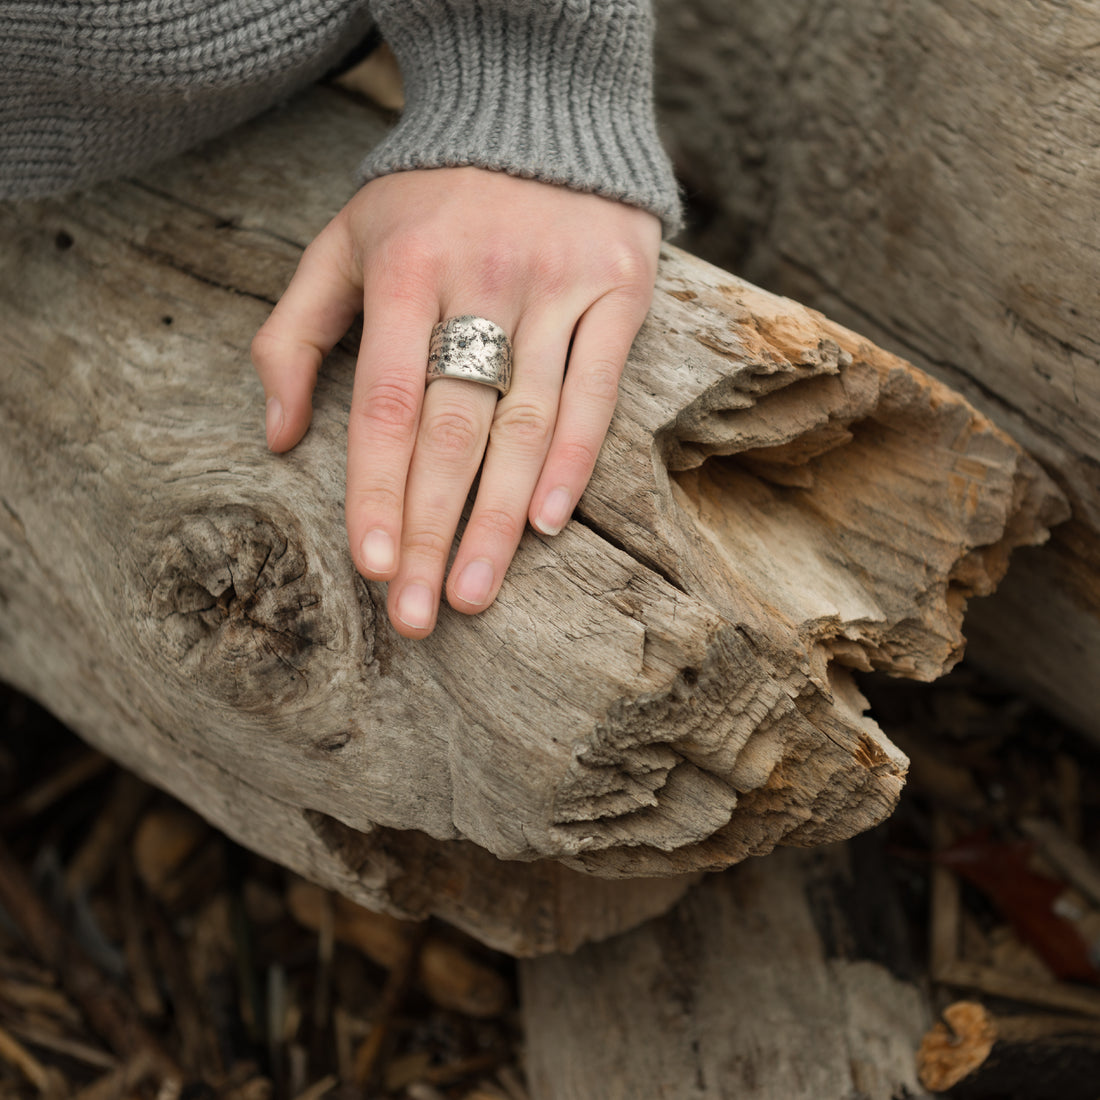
[0,87,1063,953]
[656,0,1100,741]
[522,844,932,1100]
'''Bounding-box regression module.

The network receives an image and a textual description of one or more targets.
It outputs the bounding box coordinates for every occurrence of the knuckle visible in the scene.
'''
[575,357,623,404]
[603,243,653,290]
[375,231,436,275]
[420,407,484,462]
[493,400,554,452]
[554,438,601,476]
[471,243,521,300]
[346,482,402,514]
[371,234,439,304]
[249,326,282,370]
[401,525,453,560]
[354,377,421,435]
[530,247,569,298]
[468,505,523,546]
[251,326,323,378]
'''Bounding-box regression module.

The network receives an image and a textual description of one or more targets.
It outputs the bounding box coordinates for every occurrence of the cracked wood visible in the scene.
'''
[655,0,1100,743]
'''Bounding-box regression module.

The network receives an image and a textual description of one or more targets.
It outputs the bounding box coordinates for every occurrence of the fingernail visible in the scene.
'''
[361,529,395,575]
[535,487,572,535]
[265,396,284,449]
[454,559,494,606]
[396,583,434,631]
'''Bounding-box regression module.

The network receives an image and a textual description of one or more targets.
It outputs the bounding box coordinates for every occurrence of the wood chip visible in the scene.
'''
[132,806,210,901]
[461,1088,511,1100]
[421,1054,503,1087]
[918,1001,997,1092]
[147,892,222,1080]
[332,1008,367,1085]
[384,1050,433,1091]
[288,881,509,1017]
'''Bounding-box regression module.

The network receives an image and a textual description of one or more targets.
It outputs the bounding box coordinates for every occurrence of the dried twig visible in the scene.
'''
[146,890,223,1081]
[72,1051,159,1100]
[1020,817,1100,909]
[351,924,427,1089]
[5,1023,116,1070]
[0,978,81,1024]
[494,1065,531,1100]
[0,835,182,1080]
[116,858,164,1017]
[421,1054,504,1087]
[290,1074,337,1100]
[0,1020,52,1092]
[66,772,151,895]
[0,751,109,830]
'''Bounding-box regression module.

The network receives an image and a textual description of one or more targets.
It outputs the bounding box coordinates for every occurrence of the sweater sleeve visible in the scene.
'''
[359,0,682,235]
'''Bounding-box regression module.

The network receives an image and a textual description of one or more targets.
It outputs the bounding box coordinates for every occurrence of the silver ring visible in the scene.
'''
[426,315,513,398]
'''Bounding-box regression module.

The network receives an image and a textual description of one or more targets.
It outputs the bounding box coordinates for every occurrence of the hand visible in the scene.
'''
[252,167,661,638]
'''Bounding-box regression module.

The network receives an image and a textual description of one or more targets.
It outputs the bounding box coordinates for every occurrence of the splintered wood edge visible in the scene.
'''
[552,250,1065,875]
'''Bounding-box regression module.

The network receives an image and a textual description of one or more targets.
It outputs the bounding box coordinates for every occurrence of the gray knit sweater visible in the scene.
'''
[0,0,681,232]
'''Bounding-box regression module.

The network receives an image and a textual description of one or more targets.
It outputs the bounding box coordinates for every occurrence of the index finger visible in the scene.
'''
[345,275,439,582]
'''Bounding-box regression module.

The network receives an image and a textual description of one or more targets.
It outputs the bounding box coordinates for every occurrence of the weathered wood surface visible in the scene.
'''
[0,87,1063,953]
[655,0,1100,741]
[522,842,933,1100]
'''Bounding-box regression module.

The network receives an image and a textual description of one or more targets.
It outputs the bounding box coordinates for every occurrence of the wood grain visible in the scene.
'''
[0,87,1062,952]
[656,0,1100,740]
[522,845,932,1100]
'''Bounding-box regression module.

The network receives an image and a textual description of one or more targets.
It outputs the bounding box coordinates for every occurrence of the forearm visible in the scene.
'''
[361,0,682,234]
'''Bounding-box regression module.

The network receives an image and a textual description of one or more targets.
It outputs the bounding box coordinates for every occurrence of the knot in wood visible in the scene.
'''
[141,506,328,710]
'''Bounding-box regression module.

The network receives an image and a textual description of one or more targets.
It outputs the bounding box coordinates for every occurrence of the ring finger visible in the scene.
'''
[445,308,573,614]
[386,329,503,638]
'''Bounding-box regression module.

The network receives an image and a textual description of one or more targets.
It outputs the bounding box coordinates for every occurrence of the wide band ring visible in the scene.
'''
[426,315,513,398]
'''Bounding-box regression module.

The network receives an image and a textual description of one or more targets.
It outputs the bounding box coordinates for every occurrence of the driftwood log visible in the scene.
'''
[655,0,1100,742]
[522,841,933,1100]
[0,86,1064,954]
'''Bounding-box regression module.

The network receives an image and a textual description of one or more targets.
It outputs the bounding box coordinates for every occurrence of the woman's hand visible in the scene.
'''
[252,167,661,638]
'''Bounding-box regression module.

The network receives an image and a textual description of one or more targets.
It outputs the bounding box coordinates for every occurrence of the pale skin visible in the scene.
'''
[252,166,661,639]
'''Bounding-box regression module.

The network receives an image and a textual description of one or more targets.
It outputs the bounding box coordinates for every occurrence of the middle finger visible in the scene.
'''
[386,353,500,638]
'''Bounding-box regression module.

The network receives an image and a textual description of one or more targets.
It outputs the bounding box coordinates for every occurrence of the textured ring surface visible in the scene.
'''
[426,315,513,397]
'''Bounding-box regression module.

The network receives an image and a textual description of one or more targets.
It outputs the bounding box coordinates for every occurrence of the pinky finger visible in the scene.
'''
[529,292,647,537]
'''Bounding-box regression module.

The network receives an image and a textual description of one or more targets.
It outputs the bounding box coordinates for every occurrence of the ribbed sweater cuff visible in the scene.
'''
[359,0,682,235]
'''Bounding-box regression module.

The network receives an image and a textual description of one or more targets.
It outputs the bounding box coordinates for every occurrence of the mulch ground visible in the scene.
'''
[1,662,1098,1099]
